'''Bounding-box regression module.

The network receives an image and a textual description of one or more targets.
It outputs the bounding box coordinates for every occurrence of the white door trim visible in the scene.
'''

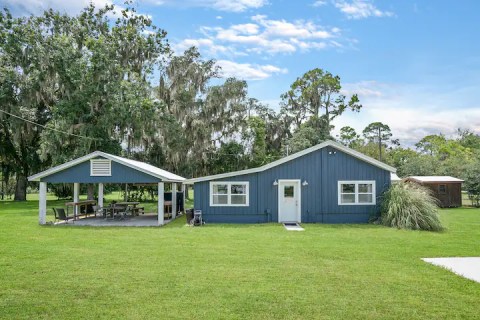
[278,179,301,223]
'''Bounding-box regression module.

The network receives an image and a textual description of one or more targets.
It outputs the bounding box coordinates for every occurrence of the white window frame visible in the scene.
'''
[90,159,112,176]
[209,181,249,207]
[338,180,376,205]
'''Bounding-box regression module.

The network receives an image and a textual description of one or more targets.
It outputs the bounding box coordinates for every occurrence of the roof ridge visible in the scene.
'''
[185,140,396,184]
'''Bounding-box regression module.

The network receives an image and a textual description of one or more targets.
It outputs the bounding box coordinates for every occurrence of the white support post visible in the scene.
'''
[73,183,80,218]
[39,182,47,225]
[98,183,104,208]
[182,184,186,214]
[158,182,164,226]
[172,182,177,220]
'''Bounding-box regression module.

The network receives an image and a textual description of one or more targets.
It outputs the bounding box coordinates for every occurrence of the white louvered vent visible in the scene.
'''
[90,159,111,176]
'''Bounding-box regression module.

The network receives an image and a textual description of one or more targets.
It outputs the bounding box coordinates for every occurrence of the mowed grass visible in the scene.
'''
[0,198,479,319]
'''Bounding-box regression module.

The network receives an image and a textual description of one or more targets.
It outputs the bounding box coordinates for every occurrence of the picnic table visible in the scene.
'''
[103,202,144,219]
[65,200,96,220]
[116,202,144,215]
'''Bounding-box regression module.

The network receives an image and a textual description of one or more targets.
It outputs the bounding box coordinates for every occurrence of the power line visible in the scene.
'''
[0,109,101,141]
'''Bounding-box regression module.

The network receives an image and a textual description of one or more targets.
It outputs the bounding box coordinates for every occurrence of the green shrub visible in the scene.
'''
[50,183,73,200]
[381,182,443,231]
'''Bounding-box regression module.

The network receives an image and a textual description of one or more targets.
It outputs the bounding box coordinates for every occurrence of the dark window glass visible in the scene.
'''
[213,184,228,194]
[231,184,246,194]
[342,184,355,193]
[439,184,446,194]
[284,186,294,198]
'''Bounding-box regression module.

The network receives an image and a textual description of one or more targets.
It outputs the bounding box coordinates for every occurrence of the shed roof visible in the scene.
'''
[391,172,401,181]
[406,176,464,183]
[28,151,185,183]
[185,140,396,184]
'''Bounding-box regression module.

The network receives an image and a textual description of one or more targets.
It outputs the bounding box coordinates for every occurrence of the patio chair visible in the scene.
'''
[92,205,105,218]
[113,204,128,220]
[86,204,95,217]
[103,204,117,219]
[53,208,75,223]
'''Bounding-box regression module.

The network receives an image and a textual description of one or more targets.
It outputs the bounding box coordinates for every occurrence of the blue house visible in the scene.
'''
[185,140,397,224]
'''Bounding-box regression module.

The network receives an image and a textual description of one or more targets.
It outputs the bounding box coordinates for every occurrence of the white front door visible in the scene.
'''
[278,180,301,223]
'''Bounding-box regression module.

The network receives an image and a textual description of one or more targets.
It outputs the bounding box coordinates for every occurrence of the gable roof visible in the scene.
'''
[28,151,185,182]
[185,140,396,184]
[406,176,464,183]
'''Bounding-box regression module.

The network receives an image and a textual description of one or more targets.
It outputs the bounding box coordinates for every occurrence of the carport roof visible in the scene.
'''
[28,151,185,183]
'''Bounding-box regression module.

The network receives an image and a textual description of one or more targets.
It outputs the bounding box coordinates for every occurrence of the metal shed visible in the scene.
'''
[404,176,464,208]
[28,151,186,225]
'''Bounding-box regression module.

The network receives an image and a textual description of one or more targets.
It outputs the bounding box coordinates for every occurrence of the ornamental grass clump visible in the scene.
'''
[381,181,443,231]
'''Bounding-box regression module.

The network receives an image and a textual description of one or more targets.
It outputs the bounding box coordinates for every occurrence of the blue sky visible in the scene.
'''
[4,0,480,145]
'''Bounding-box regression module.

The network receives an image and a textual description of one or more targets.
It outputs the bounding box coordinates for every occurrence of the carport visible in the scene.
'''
[28,151,186,226]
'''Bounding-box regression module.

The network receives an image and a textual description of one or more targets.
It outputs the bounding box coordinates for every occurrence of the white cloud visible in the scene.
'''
[230,23,260,35]
[312,0,327,7]
[217,60,287,80]
[341,81,383,97]
[333,81,480,146]
[193,15,341,55]
[3,0,115,15]
[252,15,334,39]
[152,0,268,12]
[212,0,268,12]
[4,0,150,19]
[173,38,230,56]
[334,0,394,19]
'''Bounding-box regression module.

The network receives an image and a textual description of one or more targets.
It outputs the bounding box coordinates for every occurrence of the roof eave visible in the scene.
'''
[185,140,397,184]
[28,151,186,182]
[27,151,103,181]
[406,178,464,183]
[98,152,186,182]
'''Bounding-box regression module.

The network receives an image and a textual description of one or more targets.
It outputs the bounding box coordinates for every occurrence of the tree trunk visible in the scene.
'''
[378,127,382,161]
[14,174,27,201]
[87,184,95,200]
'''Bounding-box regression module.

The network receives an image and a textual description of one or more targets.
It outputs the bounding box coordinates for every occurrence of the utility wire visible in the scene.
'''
[0,109,102,141]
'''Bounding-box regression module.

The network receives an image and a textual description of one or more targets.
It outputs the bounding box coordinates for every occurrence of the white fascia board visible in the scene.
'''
[28,151,185,182]
[185,167,262,184]
[184,140,397,184]
[96,152,165,181]
[90,152,186,182]
[105,153,186,181]
[331,141,397,173]
[28,151,103,181]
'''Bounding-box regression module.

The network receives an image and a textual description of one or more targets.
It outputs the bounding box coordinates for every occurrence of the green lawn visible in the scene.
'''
[0,199,479,320]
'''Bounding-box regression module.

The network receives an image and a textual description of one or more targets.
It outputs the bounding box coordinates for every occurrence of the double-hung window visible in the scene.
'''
[210,181,249,206]
[338,181,376,205]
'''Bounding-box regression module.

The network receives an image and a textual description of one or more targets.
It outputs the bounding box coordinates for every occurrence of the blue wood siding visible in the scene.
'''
[194,146,391,224]
[41,157,162,183]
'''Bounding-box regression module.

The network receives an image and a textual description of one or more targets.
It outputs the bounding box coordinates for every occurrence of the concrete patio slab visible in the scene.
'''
[55,214,176,227]
[422,257,480,283]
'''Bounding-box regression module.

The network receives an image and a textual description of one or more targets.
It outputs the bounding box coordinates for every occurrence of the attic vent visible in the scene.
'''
[90,159,111,176]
